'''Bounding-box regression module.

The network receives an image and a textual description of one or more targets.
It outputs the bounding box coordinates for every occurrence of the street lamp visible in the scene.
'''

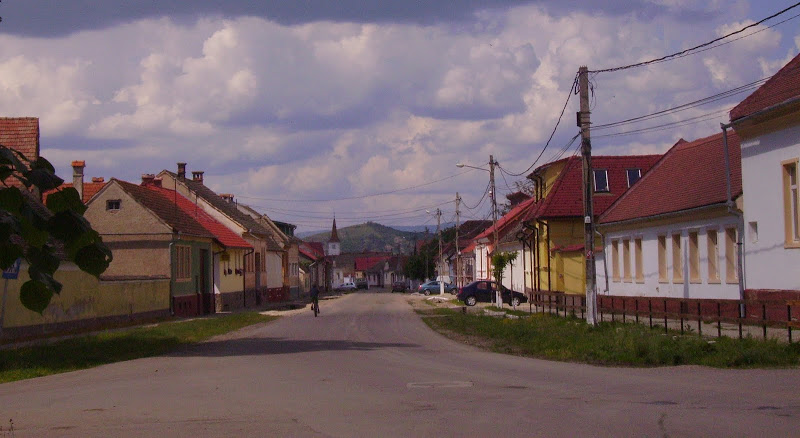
[456,155,501,306]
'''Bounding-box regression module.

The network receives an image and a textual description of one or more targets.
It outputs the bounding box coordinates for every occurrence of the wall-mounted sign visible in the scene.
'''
[2,259,21,280]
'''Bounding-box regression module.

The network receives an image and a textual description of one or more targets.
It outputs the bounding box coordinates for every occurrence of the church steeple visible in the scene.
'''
[325,217,341,256]
[329,217,340,243]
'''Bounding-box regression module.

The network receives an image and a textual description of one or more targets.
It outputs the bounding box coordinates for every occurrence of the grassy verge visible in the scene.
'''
[0,312,276,383]
[420,308,800,368]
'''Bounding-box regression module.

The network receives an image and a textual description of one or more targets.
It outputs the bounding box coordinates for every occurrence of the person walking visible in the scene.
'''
[310,284,320,316]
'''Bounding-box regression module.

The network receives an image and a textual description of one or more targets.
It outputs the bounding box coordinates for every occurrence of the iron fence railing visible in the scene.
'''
[525,291,800,342]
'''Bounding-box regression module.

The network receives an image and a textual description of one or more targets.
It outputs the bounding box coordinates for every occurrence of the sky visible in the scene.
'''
[1,0,799,232]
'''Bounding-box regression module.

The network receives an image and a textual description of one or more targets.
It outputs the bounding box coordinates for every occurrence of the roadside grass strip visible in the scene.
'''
[420,308,800,368]
[0,312,276,383]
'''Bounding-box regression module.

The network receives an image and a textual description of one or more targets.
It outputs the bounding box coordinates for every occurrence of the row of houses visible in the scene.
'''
[0,126,335,339]
[446,52,800,303]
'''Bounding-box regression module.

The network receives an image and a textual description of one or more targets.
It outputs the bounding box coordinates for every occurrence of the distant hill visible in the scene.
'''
[303,221,433,254]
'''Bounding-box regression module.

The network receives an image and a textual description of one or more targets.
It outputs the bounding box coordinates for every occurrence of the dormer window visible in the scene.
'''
[626,169,642,187]
[593,169,609,192]
[106,199,121,211]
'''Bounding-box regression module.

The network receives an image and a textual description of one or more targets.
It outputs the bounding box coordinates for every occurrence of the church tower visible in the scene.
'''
[325,217,341,257]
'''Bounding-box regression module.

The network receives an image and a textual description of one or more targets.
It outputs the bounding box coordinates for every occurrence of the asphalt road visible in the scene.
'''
[2,292,799,437]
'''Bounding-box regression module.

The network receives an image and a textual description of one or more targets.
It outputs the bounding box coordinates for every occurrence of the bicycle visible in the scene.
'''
[312,298,319,317]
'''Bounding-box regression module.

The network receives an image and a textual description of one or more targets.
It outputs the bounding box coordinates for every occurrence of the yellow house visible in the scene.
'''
[521,154,661,294]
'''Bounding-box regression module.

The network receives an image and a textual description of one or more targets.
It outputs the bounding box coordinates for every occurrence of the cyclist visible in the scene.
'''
[310,284,320,315]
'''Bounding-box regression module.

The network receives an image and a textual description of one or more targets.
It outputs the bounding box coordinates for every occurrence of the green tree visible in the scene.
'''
[1,145,112,314]
[491,251,517,308]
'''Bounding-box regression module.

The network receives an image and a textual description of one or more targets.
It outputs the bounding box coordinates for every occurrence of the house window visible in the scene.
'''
[634,238,643,283]
[707,230,719,283]
[593,169,609,192]
[626,169,642,187]
[658,235,667,282]
[689,231,700,283]
[782,160,800,246]
[672,233,682,283]
[611,240,620,282]
[622,239,631,282]
[106,199,121,211]
[175,245,191,281]
[749,222,758,244]
[725,228,738,283]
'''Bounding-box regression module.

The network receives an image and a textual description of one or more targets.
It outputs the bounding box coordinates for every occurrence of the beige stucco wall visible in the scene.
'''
[2,262,169,331]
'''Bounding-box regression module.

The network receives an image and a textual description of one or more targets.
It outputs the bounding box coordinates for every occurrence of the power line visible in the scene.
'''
[236,169,474,203]
[460,181,490,210]
[595,107,732,139]
[590,1,800,73]
[248,199,455,218]
[498,72,579,177]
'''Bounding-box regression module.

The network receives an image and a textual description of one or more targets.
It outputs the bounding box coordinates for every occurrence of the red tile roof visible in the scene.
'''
[44,181,107,204]
[306,241,325,257]
[145,185,252,249]
[473,196,538,244]
[730,52,800,121]
[0,117,39,188]
[532,155,662,219]
[113,179,213,239]
[599,132,741,224]
[354,255,391,271]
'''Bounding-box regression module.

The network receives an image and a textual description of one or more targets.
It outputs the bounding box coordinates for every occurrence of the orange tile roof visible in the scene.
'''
[599,132,741,224]
[0,117,39,188]
[730,52,800,121]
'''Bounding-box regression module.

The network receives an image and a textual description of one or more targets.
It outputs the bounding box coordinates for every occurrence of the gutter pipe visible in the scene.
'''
[720,123,746,316]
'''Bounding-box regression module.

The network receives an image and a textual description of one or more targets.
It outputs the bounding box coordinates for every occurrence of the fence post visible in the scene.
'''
[697,301,702,336]
[738,301,744,340]
[680,300,684,335]
[635,299,640,324]
[664,299,668,334]
[648,300,652,329]
[762,303,767,340]
[717,302,722,338]
[622,298,626,323]
[581,296,585,320]
[611,297,615,322]
[789,304,793,343]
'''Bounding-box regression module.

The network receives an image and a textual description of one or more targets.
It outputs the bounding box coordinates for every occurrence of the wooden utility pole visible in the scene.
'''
[489,154,501,307]
[579,66,598,325]
[455,192,461,288]
[436,208,445,295]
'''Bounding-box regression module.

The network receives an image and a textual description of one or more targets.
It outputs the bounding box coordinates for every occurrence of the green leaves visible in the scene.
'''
[0,144,112,314]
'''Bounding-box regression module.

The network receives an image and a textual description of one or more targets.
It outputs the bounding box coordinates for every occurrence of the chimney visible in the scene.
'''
[220,193,234,203]
[153,177,163,187]
[177,162,186,179]
[192,171,204,183]
[91,177,105,183]
[71,160,85,202]
[141,173,155,186]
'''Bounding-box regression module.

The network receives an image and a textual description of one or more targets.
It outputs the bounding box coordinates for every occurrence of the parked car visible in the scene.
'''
[355,279,369,290]
[418,280,457,296]
[336,282,357,292]
[391,281,407,293]
[456,280,527,307]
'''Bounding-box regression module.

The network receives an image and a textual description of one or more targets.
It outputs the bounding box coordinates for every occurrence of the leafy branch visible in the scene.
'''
[1,145,112,313]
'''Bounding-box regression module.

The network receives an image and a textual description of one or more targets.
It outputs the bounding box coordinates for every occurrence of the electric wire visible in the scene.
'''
[235,169,474,202]
[498,73,579,177]
[590,1,800,73]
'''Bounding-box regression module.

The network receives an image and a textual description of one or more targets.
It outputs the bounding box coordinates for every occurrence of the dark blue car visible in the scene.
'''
[456,280,527,307]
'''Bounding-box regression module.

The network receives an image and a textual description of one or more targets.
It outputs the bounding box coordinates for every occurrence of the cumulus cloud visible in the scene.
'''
[0,1,797,231]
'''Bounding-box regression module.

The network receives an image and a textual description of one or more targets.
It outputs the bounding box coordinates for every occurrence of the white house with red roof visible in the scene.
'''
[730,51,800,295]
[596,133,743,299]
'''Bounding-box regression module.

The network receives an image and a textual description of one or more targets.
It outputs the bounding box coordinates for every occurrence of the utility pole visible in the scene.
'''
[579,66,598,325]
[455,192,461,288]
[489,154,501,307]
[436,208,445,295]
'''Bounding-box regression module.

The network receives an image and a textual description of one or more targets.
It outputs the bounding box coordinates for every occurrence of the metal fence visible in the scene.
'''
[526,291,800,343]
